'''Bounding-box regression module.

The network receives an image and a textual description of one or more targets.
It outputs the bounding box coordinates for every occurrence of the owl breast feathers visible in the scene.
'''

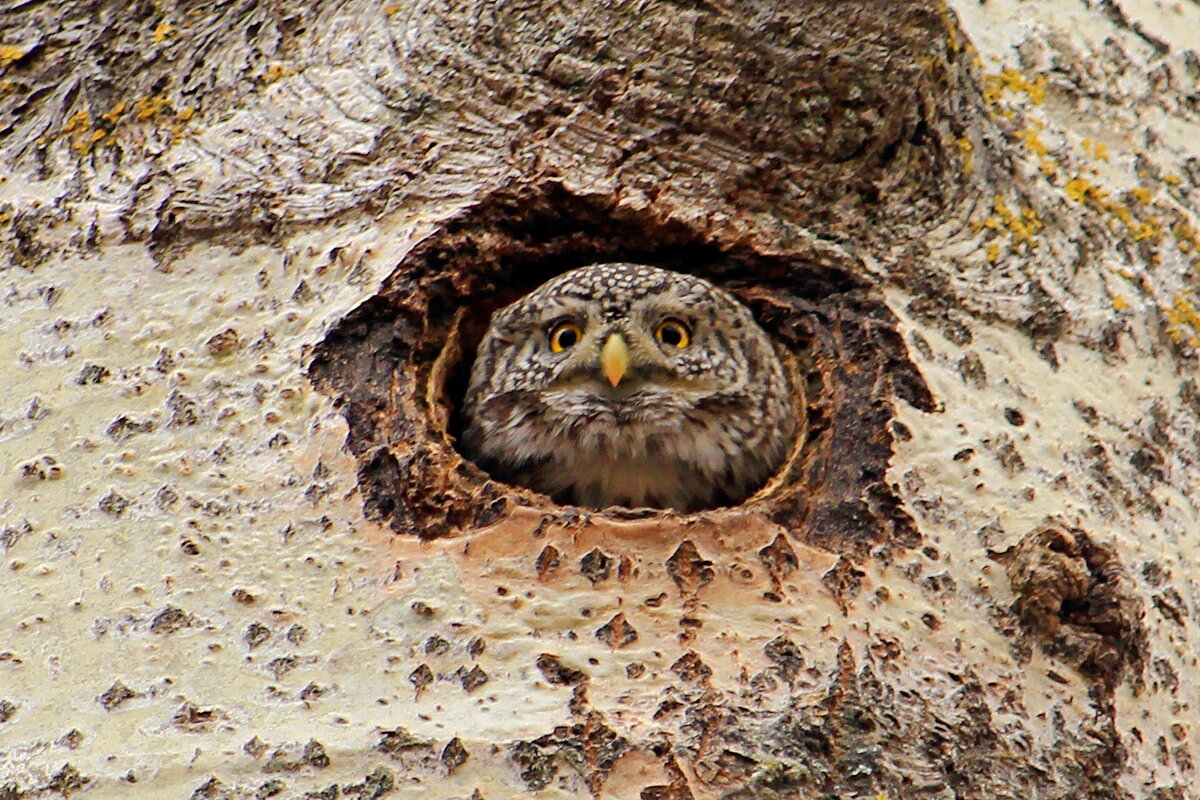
[461,263,796,512]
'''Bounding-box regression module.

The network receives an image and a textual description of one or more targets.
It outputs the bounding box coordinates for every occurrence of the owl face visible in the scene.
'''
[461,264,796,512]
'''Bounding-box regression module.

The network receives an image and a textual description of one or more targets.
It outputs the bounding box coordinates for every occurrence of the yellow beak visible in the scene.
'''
[600,333,630,387]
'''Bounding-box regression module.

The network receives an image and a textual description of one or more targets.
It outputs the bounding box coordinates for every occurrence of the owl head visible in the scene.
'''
[461,263,796,512]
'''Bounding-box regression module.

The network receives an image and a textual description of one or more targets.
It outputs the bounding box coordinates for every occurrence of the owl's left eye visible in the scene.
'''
[549,322,583,352]
[655,319,690,349]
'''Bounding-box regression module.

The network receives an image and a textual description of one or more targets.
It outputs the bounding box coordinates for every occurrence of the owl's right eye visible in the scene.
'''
[549,322,583,352]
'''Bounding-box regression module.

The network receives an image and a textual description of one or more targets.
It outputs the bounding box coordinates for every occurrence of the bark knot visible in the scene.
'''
[994,523,1147,692]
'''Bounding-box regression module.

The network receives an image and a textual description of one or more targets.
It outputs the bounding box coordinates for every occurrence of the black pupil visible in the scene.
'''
[556,327,578,348]
[660,325,682,346]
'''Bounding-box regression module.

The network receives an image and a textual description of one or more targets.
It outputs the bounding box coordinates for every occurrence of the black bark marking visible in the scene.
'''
[595,613,638,649]
[579,548,613,584]
[535,654,586,686]
[535,545,561,578]
[670,651,712,683]
[822,556,866,614]
[459,665,489,693]
[441,737,469,773]
[666,540,714,595]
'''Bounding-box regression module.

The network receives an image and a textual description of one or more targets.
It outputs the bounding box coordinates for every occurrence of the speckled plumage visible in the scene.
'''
[461,264,796,512]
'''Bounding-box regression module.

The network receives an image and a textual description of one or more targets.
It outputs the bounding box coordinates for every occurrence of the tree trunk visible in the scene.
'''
[2,1,1198,797]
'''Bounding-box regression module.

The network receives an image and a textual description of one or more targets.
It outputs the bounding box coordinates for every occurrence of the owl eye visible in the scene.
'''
[655,319,690,349]
[549,322,583,352]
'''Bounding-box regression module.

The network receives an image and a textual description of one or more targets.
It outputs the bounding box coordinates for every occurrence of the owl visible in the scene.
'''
[461,263,797,512]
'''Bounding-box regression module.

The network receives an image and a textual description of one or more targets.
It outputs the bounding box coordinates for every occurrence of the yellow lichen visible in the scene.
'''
[1061,175,1179,245]
[1022,206,1043,231]
[936,5,960,53]
[1064,177,1092,203]
[975,195,1043,253]
[992,195,1011,221]
[1108,202,1132,226]
[1131,218,1161,242]
[134,94,171,120]
[0,44,26,63]
[1175,295,1200,326]
[991,195,1039,246]
[101,101,128,125]
[1112,296,1129,311]
[153,22,176,43]
[63,108,107,154]
[59,92,194,156]
[956,136,974,174]
[70,128,106,155]
[1172,221,1198,252]
[1166,294,1200,344]
[1021,127,1049,156]
[63,110,91,134]
[1025,75,1046,104]
[984,67,1046,105]
[1080,139,1110,161]
[263,64,291,83]
[1036,148,1060,177]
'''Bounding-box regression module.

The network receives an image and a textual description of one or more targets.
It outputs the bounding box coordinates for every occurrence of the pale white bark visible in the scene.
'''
[1,1,1199,798]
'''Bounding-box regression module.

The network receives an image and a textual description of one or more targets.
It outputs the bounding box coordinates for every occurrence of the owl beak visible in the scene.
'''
[600,333,630,387]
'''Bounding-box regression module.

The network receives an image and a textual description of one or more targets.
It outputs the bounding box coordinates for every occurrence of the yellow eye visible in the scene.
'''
[549,322,583,352]
[655,319,690,349]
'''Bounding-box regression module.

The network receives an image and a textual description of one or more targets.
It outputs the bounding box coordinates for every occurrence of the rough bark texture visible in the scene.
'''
[2,1,1200,798]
